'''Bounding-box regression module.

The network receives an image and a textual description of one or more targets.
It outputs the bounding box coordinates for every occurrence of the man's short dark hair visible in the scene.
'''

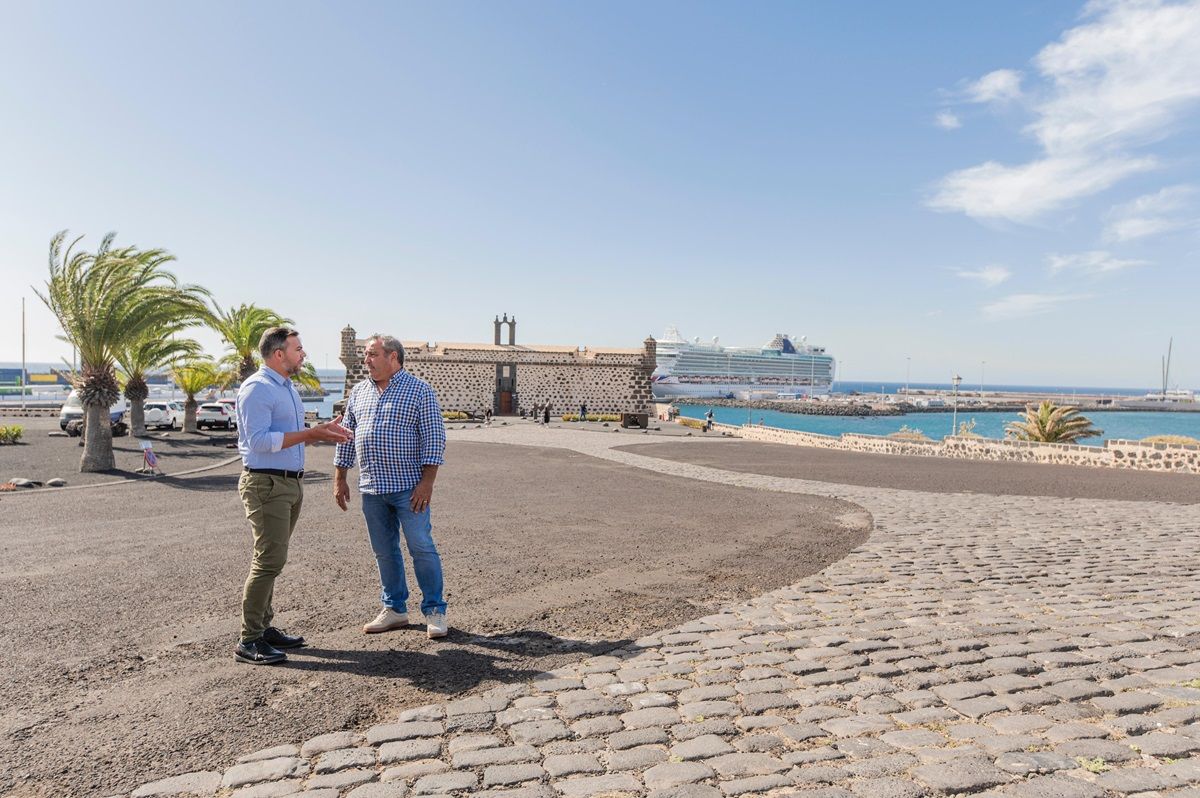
[259,327,299,360]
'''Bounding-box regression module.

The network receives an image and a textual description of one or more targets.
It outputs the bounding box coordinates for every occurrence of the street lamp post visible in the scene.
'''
[21,297,27,411]
[980,360,986,399]
[905,356,911,398]
[951,374,962,436]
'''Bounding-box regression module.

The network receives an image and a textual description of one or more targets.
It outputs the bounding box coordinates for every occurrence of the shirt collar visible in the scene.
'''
[260,366,289,386]
[377,369,406,392]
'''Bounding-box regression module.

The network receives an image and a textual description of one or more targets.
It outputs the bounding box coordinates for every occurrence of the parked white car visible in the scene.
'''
[197,402,236,430]
[59,389,127,430]
[143,401,183,430]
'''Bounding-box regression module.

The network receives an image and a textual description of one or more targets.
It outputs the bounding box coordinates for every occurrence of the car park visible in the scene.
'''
[217,397,237,427]
[197,402,236,430]
[143,401,183,430]
[59,389,127,430]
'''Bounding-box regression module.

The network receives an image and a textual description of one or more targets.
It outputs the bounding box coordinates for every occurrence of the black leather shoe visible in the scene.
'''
[262,626,306,649]
[234,638,288,665]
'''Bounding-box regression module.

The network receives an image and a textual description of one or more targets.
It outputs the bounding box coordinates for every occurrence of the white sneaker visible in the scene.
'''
[363,607,408,634]
[426,613,448,639]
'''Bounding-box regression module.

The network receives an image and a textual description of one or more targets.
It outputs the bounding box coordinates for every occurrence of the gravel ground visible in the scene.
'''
[621,438,1200,504]
[0,415,240,487]
[0,438,865,798]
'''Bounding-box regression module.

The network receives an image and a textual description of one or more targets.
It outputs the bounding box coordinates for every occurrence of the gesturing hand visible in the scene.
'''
[311,415,353,444]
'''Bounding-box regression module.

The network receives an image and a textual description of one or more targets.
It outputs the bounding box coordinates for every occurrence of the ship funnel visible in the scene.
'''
[712,336,719,345]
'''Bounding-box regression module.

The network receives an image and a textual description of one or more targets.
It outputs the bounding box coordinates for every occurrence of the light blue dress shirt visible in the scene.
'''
[236,366,305,471]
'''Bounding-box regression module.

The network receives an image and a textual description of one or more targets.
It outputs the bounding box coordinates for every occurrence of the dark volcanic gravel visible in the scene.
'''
[620,438,1200,504]
[0,415,240,487]
[0,439,867,797]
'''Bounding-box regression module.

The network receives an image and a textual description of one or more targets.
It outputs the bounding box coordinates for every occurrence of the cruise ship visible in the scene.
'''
[652,326,836,400]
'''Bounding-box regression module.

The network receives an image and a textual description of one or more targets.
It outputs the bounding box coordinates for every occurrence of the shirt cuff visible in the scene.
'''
[269,431,284,453]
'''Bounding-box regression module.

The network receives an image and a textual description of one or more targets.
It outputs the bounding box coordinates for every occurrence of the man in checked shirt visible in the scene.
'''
[334,334,449,638]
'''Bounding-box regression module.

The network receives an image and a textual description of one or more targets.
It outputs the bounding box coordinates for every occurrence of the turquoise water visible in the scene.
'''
[679,405,1200,446]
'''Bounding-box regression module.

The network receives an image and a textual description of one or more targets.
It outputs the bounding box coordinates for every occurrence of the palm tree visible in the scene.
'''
[1005,400,1103,444]
[293,361,323,393]
[36,231,210,471]
[115,331,202,436]
[206,303,292,382]
[172,359,220,433]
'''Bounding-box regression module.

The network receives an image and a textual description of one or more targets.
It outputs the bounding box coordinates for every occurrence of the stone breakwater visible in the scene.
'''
[675,398,903,417]
[723,423,1200,474]
[126,426,1200,798]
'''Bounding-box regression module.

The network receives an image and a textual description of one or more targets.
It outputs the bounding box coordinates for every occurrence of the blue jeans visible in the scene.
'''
[361,490,446,617]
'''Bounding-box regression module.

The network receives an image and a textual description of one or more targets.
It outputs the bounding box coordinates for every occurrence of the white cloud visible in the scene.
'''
[1047,250,1149,275]
[928,154,1156,222]
[935,111,962,130]
[982,293,1091,319]
[955,265,1012,286]
[1103,184,1197,241]
[930,0,1200,223]
[1030,0,1200,155]
[965,69,1023,104]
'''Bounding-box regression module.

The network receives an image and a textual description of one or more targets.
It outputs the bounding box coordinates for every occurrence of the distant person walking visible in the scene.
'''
[234,327,352,665]
[543,403,551,425]
[334,335,450,639]
[579,402,587,422]
[484,407,492,426]
[705,409,714,432]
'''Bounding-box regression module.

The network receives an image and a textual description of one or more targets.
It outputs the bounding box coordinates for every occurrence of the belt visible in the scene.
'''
[244,468,304,479]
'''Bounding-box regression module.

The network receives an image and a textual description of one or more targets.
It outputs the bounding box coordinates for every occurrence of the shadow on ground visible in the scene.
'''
[291,630,629,695]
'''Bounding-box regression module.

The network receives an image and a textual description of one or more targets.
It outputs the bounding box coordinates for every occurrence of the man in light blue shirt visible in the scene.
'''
[233,326,351,666]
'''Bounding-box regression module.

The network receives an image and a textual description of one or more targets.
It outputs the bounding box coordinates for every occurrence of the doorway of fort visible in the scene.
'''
[498,391,513,414]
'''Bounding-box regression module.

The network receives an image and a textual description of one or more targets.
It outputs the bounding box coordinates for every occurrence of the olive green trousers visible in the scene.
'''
[238,472,303,642]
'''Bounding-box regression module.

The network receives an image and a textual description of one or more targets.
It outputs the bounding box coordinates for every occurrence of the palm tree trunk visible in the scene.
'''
[131,399,147,438]
[184,398,199,433]
[81,403,115,471]
[239,356,257,382]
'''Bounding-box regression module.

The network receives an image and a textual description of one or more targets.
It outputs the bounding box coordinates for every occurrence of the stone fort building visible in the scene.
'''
[339,315,656,416]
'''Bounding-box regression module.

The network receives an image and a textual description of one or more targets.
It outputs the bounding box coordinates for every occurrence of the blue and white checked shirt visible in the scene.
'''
[334,370,446,494]
[237,366,306,471]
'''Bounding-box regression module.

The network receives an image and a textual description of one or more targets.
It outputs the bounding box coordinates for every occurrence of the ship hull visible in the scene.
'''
[652,380,828,400]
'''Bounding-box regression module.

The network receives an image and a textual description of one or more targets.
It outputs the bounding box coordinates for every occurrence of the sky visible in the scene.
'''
[2,0,1198,389]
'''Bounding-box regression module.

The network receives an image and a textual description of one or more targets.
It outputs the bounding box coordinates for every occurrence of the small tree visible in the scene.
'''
[172,359,219,433]
[1005,401,1103,444]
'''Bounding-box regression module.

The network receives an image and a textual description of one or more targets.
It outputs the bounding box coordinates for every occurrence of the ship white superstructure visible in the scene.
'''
[652,326,836,400]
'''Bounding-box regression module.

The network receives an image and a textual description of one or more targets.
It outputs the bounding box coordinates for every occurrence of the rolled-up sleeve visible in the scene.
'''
[240,382,284,453]
[418,386,446,466]
[334,388,358,469]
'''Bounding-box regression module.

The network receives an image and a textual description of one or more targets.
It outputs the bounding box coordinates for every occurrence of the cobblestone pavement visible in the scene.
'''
[126,426,1200,798]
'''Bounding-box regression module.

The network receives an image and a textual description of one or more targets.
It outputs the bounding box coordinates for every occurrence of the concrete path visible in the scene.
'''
[127,425,1200,798]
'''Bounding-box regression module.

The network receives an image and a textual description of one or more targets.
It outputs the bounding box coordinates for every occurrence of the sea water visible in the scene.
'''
[678,405,1200,446]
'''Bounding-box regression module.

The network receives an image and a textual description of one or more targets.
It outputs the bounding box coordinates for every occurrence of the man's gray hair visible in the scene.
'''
[369,334,405,367]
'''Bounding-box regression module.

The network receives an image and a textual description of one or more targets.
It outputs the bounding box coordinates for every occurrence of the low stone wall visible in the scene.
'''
[0,406,60,418]
[713,423,1200,475]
